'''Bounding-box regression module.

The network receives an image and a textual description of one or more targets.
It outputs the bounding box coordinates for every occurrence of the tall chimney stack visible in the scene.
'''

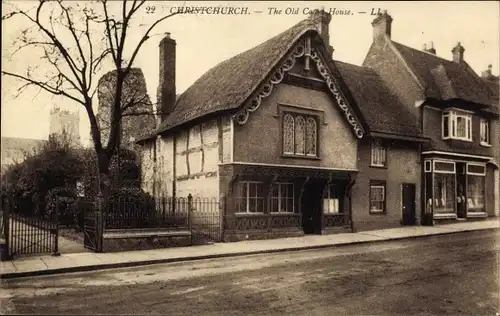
[372,10,393,42]
[157,32,176,122]
[308,9,333,56]
[451,42,465,64]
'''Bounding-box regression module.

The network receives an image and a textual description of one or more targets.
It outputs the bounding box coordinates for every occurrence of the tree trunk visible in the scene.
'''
[96,151,111,240]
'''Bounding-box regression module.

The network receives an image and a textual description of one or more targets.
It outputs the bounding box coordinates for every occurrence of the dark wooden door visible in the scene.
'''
[402,183,416,226]
[301,180,323,234]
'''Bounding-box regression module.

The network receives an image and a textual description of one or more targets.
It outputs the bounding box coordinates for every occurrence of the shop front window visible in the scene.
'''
[433,173,455,214]
[466,164,486,213]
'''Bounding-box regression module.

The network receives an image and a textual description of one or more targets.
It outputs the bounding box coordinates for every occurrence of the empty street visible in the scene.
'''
[1,229,499,315]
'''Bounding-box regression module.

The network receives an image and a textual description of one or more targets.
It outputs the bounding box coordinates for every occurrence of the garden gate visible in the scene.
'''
[81,200,103,252]
[2,198,59,259]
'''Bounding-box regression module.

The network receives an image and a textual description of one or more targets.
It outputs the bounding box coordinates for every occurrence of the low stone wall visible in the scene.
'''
[102,229,192,253]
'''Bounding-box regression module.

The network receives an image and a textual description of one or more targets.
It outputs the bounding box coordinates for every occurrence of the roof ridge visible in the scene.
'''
[391,40,456,65]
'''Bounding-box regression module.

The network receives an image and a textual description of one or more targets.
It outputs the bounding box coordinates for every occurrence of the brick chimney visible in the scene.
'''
[308,9,333,56]
[481,64,493,79]
[372,10,393,42]
[157,32,176,122]
[451,42,465,64]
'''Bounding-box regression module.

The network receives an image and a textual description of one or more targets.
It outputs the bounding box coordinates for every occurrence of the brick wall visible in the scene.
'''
[233,83,358,169]
[351,137,421,231]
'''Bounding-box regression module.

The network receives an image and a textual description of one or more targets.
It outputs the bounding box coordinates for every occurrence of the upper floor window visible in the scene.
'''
[442,110,472,141]
[371,139,387,167]
[480,119,490,146]
[283,113,318,157]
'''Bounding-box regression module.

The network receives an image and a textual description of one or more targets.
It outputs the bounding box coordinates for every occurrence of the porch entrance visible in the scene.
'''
[301,180,323,234]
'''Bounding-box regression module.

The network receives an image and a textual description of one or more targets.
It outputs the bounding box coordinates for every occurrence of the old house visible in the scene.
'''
[137,11,430,240]
[363,11,500,223]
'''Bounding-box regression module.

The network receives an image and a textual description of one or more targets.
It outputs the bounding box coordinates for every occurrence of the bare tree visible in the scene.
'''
[2,0,179,203]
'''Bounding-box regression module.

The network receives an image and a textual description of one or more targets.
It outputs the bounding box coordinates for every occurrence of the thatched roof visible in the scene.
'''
[142,18,320,140]
[334,61,422,137]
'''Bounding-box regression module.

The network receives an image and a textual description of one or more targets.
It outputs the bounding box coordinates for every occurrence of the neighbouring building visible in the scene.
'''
[137,10,434,240]
[363,11,500,223]
[2,107,81,174]
[1,137,46,174]
[96,68,156,149]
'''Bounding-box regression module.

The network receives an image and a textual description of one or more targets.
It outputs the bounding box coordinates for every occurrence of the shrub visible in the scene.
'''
[45,187,78,227]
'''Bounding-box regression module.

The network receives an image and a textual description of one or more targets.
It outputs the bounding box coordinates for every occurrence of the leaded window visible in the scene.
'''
[282,112,318,157]
[295,116,306,155]
[306,118,317,156]
[283,114,295,154]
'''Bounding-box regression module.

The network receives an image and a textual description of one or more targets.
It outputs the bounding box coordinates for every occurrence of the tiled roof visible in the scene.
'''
[391,41,496,109]
[334,61,422,137]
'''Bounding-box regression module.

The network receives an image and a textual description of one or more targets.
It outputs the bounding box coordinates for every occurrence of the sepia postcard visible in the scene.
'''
[1,1,499,315]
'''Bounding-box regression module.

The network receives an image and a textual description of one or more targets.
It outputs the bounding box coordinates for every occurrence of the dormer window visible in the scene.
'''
[442,110,472,141]
[480,119,490,146]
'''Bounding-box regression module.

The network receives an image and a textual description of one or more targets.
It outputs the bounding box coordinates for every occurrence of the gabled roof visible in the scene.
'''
[391,41,495,108]
[153,18,319,136]
[334,61,422,138]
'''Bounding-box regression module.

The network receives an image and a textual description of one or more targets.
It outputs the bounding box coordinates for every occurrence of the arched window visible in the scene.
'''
[295,116,306,155]
[283,114,294,154]
[306,117,317,156]
[282,112,319,157]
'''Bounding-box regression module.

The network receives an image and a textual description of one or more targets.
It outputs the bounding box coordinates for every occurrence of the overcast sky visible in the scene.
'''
[2,1,499,146]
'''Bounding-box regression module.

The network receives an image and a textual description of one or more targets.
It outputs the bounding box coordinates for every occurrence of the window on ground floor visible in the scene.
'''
[433,173,455,214]
[369,181,386,214]
[467,164,486,213]
[236,181,265,213]
[270,182,294,213]
[324,184,342,214]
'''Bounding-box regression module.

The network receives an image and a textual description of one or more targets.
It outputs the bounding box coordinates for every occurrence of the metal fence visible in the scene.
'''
[104,197,190,230]
[1,197,59,259]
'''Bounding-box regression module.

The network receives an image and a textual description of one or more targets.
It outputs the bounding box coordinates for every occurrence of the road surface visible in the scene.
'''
[2,229,499,315]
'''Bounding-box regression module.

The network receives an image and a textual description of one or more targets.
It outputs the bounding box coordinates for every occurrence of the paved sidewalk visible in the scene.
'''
[1,219,498,279]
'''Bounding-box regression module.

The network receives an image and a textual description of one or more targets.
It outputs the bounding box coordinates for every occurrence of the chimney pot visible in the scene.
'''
[309,9,333,57]
[451,42,465,63]
[165,32,171,38]
[371,10,393,42]
[422,43,427,50]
